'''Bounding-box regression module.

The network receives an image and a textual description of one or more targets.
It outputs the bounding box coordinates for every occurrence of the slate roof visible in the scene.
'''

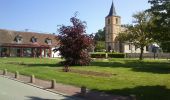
[107,1,117,17]
[0,29,59,47]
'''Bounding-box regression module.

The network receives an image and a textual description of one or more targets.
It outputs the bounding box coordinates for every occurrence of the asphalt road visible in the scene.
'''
[0,76,74,100]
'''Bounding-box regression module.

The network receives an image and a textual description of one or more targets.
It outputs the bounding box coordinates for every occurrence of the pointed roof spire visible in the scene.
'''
[107,1,117,17]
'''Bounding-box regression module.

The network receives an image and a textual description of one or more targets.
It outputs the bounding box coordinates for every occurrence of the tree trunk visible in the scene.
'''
[139,46,144,60]
[154,52,156,59]
[63,65,69,72]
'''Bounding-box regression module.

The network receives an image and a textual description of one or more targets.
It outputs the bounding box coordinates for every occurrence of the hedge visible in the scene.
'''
[108,53,125,58]
[90,53,125,58]
[91,53,106,58]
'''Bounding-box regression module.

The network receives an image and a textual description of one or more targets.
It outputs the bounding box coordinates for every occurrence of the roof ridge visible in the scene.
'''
[0,28,53,35]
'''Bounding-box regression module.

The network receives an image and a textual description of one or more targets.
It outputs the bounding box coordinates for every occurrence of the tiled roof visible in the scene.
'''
[0,29,59,47]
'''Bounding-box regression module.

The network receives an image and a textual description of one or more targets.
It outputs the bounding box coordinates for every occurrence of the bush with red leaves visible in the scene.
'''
[57,16,93,66]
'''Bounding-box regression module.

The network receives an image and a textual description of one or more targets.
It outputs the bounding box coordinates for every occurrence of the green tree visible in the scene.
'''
[94,29,105,41]
[94,41,105,52]
[160,42,170,52]
[94,29,105,52]
[147,0,170,52]
[117,30,131,42]
[117,11,154,60]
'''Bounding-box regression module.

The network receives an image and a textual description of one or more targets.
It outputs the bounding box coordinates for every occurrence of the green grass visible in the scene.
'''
[0,57,170,100]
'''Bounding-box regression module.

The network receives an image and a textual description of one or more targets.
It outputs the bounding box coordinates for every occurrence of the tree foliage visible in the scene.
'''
[147,0,170,52]
[94,41,105,52]
[148,0,170,34]
[117,29,131,42]
[117,11,154,60]
[94,29,105,41]
[160,41,170,52]
[93,29,105,51]
[57,16,93,66]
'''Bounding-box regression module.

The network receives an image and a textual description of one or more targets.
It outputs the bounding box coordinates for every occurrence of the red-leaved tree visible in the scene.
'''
[57,16,93,66]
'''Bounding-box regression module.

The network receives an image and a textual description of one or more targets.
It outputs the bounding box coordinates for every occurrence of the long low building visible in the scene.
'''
[0,29,60,58]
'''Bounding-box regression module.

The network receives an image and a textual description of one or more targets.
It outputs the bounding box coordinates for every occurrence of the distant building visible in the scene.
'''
[0,29,60,57]
[105,1,153,53]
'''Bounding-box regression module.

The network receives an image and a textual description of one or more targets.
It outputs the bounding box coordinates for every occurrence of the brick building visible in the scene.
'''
[0,29,60,57]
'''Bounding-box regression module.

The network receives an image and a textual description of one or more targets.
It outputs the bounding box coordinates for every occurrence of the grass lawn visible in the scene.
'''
[0,57,170,100]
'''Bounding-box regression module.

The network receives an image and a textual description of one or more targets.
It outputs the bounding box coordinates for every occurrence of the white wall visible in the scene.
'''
[51,47,61,58]
[123,43,151,53]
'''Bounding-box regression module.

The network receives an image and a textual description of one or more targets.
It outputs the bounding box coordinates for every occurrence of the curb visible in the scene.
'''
[0,75,83,100]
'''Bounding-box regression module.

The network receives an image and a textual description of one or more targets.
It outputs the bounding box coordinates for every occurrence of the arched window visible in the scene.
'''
[116,18,118,24]
[108,18,111,24]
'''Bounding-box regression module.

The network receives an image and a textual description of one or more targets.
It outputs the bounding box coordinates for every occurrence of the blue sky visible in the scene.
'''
[0,0,150,34]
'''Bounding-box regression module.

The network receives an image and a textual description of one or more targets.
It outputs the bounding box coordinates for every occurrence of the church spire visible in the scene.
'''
[107,1,117,17]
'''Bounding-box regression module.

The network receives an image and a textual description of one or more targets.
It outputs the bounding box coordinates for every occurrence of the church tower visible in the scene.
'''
[105,1,121,52]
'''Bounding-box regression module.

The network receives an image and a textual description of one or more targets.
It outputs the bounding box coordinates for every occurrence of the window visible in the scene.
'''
[135,45,137,50]
[15,35,23,43]
[0,47,2,57]
[108,18,111,24]
[116,18,118,24]
[31,36,37,43]
[45,38,52,45]
[1,48,8,57]
[129,44,132,50]
[146,46,149,51]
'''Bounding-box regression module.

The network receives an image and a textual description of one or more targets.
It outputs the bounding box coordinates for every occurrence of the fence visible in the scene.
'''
[126,53,170,59]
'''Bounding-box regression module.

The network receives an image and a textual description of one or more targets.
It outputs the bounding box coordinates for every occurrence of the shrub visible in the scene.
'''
[91,53,106,58]
[108,53,125,58]
[57,16,93,66]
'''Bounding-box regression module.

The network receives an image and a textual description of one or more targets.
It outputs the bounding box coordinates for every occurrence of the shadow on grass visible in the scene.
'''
[26,96,72,100]
[26,63,62,67]
[18,59,170,74]
[90,60,170,74]
[95,85,170,100]
[6,61,63,68]
[72,85,170,100]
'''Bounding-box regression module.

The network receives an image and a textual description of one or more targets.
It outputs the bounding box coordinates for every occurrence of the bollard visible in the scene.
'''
[15,71,19,79]
[30,75,35,83]
[81,86,87,96]
[105,53,108,59]
[51,79,56,89]
[3,69,7,75]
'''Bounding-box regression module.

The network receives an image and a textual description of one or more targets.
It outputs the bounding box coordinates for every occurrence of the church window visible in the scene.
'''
[129,44,132,50]
[135,45,137,50]
[116,18,118,24]
[108,18,111,24]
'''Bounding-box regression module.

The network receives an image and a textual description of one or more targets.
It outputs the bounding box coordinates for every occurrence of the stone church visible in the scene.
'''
[105,1,153,53]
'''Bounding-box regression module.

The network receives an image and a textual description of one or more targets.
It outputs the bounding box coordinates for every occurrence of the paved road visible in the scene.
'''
[0,76,74,100]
